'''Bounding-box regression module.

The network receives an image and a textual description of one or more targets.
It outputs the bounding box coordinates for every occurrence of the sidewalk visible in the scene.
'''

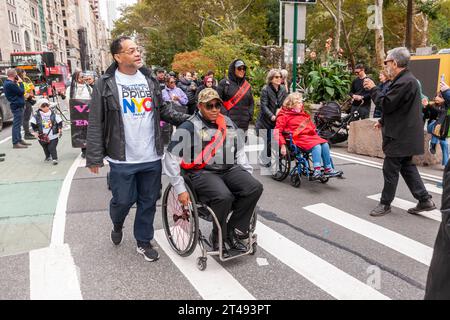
[0,107,79,257]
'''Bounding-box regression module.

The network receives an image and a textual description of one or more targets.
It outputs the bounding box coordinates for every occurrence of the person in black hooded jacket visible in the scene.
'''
[217,59,255,131]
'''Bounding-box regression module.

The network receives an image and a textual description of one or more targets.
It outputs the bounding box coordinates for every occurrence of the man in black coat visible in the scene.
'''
[217,59,255,132]
[364,47,435,217]
[349,63,372,119]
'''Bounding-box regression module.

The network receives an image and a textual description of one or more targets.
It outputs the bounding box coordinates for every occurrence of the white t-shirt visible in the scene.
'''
[30,110,63,141]
[107,70,160,164]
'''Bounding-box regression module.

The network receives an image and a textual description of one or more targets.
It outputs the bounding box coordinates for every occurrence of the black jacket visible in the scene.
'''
[86,63,189,167]
[425,161,450,300]
[370,69,424,157]
[177,78,197,105]
[256,84,288,130]
[217,60,255,131]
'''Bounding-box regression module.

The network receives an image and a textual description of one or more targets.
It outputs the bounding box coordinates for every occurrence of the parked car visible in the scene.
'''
[0,75,14,132]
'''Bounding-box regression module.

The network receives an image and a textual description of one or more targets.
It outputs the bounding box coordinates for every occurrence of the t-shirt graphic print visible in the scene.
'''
[110,69,160,164]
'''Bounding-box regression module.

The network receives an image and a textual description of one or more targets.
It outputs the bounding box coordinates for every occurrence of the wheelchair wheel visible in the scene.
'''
[249,208,257,233]
[290,174,301,188]
[271,147,291,181]
[162,184,199,257]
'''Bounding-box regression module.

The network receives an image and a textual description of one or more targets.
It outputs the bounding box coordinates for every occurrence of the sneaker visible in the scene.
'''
[407,199,436,214]
[24,134,36,140]
[44,157,52,162]
[324,168,343,177]
[137,243,160,262]
[312,169,322,179]
[19,140,32,146]
[52,160,58,165]
[370,203,392,217]
[429,141,436,155]
[0,158,4,162]
[13,143,27,149]
[0,153,5,157]
[110,226,123,245]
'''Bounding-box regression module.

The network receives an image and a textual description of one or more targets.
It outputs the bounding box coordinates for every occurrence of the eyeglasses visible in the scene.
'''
[383,59,394,65]
[273,75,282,79]
[168,81,176,84]
[236,66,246,71]
[119,47,143,55]
[205,102,221,110]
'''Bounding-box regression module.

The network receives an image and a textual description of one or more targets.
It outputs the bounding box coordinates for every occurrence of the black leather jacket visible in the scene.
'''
[86,63,189,167]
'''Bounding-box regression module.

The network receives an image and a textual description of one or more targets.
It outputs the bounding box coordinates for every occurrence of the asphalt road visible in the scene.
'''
[0,106,445,300]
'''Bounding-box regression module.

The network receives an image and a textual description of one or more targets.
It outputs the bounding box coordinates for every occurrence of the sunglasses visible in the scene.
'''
[205,102,221,110]
[236,66,246,71]
[273,75,282,79]
[383,59,394,65]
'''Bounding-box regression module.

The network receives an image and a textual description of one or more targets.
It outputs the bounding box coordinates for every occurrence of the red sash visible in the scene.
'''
[223,80,251,111]
[181,114,227,170]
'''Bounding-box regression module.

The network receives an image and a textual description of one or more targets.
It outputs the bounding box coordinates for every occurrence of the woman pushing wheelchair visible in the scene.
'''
[275,92,343,180]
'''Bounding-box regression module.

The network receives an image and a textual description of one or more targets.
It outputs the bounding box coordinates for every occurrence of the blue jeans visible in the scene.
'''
[108,160,162,245]
[311,143,332,169]
[427,121,449,166]
[11,106,24,145]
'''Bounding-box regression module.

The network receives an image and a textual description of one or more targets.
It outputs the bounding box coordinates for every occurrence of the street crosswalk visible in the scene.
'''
[149,185,442,300]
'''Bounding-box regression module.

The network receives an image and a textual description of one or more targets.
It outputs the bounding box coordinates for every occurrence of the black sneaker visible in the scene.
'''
[24,134,36,140]
[44,157,52,162]
[370,203,391,217]
[137,243,160,262]
[110,226,123,245]
[407,199,436,214]
[429,141,436,155]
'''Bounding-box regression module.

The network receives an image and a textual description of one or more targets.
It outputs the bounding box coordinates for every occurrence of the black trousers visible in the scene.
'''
[22,100,33,135]
[380,156,431,205]
[351,105,369,120]
[425,211,450,299]
[39,138,59,160]
[189,166,263,239]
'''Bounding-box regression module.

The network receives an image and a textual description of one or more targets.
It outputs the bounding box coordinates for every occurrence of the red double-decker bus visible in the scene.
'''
[10,51,69,98]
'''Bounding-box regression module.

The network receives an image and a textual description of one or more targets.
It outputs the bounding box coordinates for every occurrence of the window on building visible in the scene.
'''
[24,31,31,51]
[64,30,68,37]
[63,20,67,27]
[11,30,14,42]
[31,6,36,18]
[62,10,65,17]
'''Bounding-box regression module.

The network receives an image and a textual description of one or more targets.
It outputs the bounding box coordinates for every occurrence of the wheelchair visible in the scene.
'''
[161,174,258,271]
[271,132,343,188]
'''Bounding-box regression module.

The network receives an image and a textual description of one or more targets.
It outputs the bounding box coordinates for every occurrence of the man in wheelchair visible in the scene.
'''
[163,88,263,257]
[275,92,343,179]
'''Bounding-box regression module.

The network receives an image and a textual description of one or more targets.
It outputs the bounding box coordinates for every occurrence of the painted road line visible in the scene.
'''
[367,194,441,223]
[0,136,11,144]
[51,155,83,245]
[331,152,442,183]
[304,203,433,266]
[29,155,84,300]
[255,222,389,300]
[29,244,82,300]
[154,229,255,300]
[425,183,443,195]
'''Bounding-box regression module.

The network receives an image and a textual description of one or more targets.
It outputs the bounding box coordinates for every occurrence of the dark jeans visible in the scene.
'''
[23,101,33,135]
[11,106,24,145]
[189,166,263,240]
[108,160,162,245]
[380,156,431,205]
[39,138,59,159]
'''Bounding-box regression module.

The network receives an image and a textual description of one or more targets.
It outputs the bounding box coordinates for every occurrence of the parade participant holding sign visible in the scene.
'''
[67,71,94,158]
[217,59,255,132]
[163,88,263,257]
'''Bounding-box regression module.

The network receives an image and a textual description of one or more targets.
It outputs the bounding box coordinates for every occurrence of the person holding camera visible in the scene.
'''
[3,68,31,149]
[16,68,36,140]
[30,98,63,165]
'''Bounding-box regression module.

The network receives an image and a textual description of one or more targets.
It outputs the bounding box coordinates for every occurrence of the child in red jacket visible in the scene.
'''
[275,92,343,179]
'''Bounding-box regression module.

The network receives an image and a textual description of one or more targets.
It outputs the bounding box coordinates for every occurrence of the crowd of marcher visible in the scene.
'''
[2,34,449,299]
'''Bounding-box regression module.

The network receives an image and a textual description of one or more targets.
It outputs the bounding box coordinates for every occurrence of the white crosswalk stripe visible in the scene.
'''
[425,183,443,195]
[304,203,433,266]
[154,229,255,300]
[367,194,442,222]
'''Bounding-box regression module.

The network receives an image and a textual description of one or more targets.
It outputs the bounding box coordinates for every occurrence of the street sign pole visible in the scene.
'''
[292,2,298,92]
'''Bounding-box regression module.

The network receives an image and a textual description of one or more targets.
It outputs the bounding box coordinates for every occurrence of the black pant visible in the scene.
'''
[425,211,450,299]
[189,166,263,239]
[351,105,369,120]
[380,156,431,205]
[39,138,59,160]
[22,100,33,135]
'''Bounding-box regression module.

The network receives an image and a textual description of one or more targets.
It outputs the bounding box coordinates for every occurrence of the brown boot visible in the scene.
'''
[13,143,28,149]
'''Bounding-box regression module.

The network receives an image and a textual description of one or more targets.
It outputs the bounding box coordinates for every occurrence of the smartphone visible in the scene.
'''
[441,74,446,82]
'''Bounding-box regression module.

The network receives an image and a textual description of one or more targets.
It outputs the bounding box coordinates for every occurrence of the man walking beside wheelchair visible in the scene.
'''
[163,88,263,258]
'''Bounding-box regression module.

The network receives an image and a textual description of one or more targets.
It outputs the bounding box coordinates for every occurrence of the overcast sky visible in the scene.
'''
[99,0,137,29]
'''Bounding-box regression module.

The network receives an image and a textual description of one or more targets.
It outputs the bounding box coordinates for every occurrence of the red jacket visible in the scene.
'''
[274,107,327,151]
